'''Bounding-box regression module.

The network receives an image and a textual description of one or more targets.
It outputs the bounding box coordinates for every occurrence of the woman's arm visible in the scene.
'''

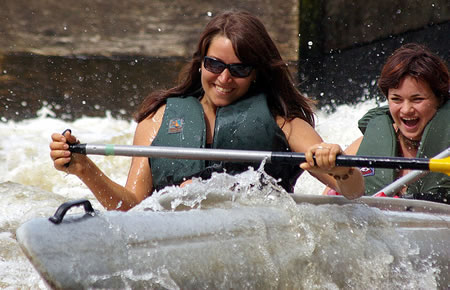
[279,117,364,199]
[320,136,363,196]
[123,106,166,205]
[49,105,166,211]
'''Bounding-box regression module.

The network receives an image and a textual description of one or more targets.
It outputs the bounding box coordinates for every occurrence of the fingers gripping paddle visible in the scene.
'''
[68,144,450,175]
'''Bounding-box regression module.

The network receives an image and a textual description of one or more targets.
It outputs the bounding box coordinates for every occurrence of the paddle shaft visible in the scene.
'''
[374,147,450,197]
[69,144,431,170]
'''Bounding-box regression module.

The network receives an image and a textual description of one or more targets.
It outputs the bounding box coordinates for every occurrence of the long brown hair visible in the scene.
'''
[134,10,315,126]
[378,43,449,107]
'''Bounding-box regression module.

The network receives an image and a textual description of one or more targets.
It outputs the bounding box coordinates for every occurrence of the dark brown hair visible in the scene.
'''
[134,10,315,126]
[378,43,449,107]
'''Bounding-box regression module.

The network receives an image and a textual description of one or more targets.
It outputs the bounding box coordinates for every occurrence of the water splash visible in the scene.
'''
[0,100,440,289]
[128,168,438,289]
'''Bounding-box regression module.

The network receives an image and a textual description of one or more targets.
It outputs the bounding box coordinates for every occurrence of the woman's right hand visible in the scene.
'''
[49,130,85,175]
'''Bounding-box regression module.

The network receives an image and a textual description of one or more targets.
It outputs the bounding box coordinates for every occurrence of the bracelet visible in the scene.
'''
[329,168,354,181]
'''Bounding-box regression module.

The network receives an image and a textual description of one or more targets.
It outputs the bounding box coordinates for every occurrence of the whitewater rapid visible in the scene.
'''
[1,99,409,289]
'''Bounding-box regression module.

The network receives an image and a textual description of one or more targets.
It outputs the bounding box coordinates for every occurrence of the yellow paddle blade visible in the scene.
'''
[429,156,450,176]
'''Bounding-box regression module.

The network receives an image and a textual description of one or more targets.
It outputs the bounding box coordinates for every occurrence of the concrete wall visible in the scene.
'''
[0,0,299,121]
[322,0,449,51]
[1,0,449,121]
[0,0,299,61]
[3,0,448,59]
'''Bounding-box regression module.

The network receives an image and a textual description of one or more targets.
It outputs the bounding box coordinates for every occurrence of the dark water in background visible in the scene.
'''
[1,22,448,121]
[1,55,186,121]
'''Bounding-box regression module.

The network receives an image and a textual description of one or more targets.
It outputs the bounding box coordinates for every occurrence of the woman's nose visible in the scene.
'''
[218,68,233,83]
[401,101,414,114]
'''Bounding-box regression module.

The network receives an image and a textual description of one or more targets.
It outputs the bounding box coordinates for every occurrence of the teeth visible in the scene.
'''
[402,117,418,121]
[216,85,232,93]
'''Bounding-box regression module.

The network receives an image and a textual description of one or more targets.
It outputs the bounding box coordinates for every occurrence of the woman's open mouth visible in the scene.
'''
[402,117,419,128]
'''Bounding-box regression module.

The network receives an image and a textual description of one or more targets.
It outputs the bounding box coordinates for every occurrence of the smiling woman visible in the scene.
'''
[200,36,256,111]
[324,43,450,203]
[387,76,439,149]
[49,10,365,211]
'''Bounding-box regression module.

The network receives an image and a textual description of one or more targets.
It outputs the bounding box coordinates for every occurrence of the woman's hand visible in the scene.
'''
[300,142,350,176]
[49,130,86,175]
[301,142,364,199]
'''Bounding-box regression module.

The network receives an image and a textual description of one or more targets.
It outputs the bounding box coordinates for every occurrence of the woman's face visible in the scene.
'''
[201,35,256,109]
[388,75,439,141]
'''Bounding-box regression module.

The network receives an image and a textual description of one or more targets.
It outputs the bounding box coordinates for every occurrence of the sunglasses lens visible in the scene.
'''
[203,56,253,78]
[229,65,253,78]
[204,57,225,74]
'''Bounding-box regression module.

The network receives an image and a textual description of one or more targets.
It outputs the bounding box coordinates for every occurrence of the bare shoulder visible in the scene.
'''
[344,136,363,155]
[134,105,166,146]
[276,116,316,137]
[276,116,322,152]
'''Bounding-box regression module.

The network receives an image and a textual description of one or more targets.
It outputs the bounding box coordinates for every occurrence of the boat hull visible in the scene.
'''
[16,195,450,289]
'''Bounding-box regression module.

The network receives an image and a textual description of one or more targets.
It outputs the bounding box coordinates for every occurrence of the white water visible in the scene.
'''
[2,100,439,289]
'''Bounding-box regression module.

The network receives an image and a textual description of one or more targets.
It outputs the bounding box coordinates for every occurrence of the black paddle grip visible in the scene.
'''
[61,129,83,167]
[68,143,86,154]
[271,152,431,170]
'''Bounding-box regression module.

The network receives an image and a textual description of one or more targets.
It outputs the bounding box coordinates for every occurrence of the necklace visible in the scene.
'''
[397,131,421,150]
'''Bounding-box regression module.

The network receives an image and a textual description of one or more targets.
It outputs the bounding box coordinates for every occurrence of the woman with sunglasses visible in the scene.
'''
[50,10,364,211]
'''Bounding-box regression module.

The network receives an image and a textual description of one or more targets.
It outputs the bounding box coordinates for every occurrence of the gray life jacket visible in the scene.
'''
[150,92,303,192]
[357,101,449,203]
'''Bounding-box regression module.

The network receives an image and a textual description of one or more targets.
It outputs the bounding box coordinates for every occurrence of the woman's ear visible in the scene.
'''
[251,70,257,83]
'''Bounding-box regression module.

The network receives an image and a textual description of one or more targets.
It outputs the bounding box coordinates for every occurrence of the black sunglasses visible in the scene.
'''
[203,56,253,78]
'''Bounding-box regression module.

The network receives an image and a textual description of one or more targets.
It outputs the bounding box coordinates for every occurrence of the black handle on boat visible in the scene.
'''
[49,199,95,224]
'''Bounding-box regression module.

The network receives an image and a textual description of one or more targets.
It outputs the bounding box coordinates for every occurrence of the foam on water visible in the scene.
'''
[4,100,440,289]
[127,166,437,289]
[12,165,437,289]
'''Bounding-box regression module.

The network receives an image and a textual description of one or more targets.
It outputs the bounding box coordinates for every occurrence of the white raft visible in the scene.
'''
[16,194,450,289]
